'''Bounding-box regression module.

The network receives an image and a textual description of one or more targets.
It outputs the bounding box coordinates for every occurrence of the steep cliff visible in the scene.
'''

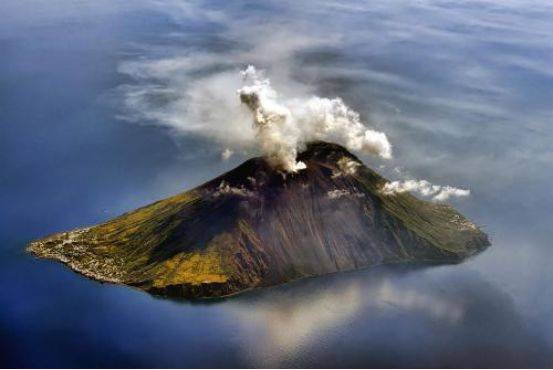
[28,142,490,298]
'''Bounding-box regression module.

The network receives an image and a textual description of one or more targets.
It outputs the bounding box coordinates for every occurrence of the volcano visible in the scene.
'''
[28,142,490,298]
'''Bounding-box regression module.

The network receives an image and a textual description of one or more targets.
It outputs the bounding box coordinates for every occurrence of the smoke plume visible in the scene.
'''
[382,179,470,202]
[120,62,392,173]
[238,65,392,171]
[119,58,470,202]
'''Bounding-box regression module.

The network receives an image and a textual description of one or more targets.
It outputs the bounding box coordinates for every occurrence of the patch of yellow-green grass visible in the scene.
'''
[93,190,201,237]
[379,192,477,253]
[83,190,202,255]
[148,233,239,287]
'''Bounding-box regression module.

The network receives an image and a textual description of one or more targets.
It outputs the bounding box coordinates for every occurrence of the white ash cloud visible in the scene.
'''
[332,157,361,178]
[382,179,470,202]
[327,189,365,199]
[432,186,471,201]
[212,181,255,198]
[238,65,392,172]
[237,66,306,172]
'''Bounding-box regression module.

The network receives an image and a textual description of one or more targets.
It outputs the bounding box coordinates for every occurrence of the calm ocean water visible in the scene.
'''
[1,1,552,367]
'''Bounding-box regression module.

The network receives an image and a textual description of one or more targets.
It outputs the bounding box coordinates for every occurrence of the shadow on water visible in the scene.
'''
[158,263,450,306]
[160,263,552,368]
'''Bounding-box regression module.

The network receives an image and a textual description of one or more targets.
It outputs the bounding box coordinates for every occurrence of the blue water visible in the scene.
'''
[1,1,552,367]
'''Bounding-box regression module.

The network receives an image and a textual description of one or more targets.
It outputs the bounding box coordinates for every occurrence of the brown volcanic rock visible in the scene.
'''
[28,141,490,298]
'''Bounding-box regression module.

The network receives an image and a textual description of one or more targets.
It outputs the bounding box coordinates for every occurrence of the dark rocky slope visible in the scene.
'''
[28,142,490,298]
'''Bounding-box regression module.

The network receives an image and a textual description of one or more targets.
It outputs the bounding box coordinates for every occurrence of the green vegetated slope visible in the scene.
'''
[28,141,490,298]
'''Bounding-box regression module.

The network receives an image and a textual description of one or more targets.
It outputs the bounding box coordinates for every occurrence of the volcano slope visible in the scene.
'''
[28,141,490,298]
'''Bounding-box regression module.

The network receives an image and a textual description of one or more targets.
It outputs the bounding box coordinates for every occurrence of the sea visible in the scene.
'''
[1,1,552,367]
